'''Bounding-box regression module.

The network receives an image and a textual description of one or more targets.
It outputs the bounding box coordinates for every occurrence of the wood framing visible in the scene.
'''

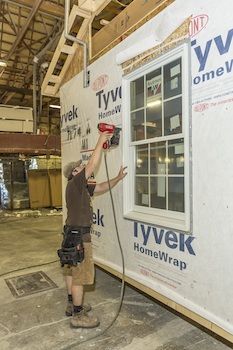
[9,0,64,17]
[41,5,93,97]
[91,0,175,59]
[41,0,175,95]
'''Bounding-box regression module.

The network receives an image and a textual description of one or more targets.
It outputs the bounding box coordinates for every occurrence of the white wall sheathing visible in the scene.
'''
[60,0,233,337]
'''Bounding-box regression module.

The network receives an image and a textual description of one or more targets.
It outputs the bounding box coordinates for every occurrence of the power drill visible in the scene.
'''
[98,123,121,149]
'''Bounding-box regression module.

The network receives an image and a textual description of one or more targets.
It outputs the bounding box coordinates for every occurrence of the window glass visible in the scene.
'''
[130,77,144,110]
[146,104,162,138]
[136,145,148,174]
[168,177,184,212]
[146,68,161,105]
[164,58,182,99]
[168,139,184,175]
[151,177,166,209]
[131,109,144,141]
[150,142,166,175]
[135,177,149,207]
[164,97,182,136]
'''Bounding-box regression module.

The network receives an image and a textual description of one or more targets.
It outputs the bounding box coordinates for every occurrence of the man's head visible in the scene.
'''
[63,160,83,180]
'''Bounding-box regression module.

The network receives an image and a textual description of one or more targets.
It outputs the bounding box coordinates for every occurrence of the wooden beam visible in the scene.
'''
[41,5,92,97]
[91,0,174,59]
[0,84,32,94]
[5,0,44,60]
[0,133,61,155]
[5,0,64,18]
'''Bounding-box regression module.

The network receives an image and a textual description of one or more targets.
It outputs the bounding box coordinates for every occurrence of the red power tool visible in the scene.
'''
[97,123,121,149]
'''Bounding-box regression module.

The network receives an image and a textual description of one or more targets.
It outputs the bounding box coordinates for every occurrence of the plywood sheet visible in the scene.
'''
[48,169,62,207]
[28,170,51,208]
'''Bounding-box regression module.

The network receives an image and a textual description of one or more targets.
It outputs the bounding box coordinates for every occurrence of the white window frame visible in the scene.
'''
[122,42,192,232]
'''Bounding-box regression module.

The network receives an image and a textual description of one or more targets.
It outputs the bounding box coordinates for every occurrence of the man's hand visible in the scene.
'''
[98,131,113,147]
[117,166,127,180]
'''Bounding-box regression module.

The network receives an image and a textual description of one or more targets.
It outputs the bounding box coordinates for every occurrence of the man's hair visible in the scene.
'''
[63,160,82,180]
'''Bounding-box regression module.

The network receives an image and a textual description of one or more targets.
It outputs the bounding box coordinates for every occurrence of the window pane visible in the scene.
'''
[146,69,161,105]
[146,104,162,138]
[130,77,144,110]
[150,177,166,209]
[164,58,182,99]
[135,177,149,207]
[168,139,184,174]
[168,177,184,212]
[136,145,148,174]
[164,97,182,136]
[131,109,144,141]
[150,142,166,174]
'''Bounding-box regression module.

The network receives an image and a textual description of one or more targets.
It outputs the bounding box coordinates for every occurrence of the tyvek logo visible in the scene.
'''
[192,27,233,85]
[189,14,209,38]
[60,105,79,127]
[134,222,196,256]
[92,74,109,92]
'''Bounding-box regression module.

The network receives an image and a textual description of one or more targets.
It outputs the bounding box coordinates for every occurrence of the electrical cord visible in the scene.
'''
[0,152,126,349]
[0,260,59,279]
[0,213,60,278]
[58,152,126,350]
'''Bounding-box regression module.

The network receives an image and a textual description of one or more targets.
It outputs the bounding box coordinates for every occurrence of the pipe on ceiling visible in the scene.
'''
[64,0,89,88]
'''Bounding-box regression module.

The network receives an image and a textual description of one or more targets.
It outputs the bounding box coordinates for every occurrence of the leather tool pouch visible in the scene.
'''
[57,226,85,266]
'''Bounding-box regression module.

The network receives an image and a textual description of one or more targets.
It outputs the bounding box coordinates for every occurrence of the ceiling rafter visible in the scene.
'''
[3,0,64,19]
[4,0,44,60]
[0,0,135,129]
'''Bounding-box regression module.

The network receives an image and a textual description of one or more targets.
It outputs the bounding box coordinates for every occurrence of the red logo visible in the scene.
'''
[189,14,209,38]
[194,103,209,112]
[92,74,109,91]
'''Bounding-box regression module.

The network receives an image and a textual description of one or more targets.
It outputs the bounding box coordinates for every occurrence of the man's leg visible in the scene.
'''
[72,285,83,306]
[70,243,99,328]
[65,276,73,316]
[65,275,72,294]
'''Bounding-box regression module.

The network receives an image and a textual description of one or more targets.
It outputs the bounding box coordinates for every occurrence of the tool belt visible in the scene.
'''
[57,225,90,267]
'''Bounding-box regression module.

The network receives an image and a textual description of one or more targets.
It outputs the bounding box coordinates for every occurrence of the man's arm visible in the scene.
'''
[85,132,112,179]
[94,166,127,194]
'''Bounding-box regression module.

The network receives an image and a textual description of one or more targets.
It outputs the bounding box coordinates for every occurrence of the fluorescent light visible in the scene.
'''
[100,19,110,25]
[142,121,157,128]
[0,61,7,67]
[49,104,61,109]
[147,100,161,108]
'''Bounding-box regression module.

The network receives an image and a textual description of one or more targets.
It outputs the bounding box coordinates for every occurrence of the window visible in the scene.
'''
[123,43,191,232]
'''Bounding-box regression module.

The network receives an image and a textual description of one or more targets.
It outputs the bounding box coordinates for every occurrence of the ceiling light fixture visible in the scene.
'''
[147,100,162,108]
[0,61,7,67]
[49,104,61,109]
[100,19,110,26]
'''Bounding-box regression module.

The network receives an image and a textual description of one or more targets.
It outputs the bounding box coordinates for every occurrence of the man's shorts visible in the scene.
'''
[62,242,95,285]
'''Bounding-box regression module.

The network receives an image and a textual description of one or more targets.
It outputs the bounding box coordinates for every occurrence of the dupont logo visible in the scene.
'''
[189,14,209,38]
[193,103,209,112]
[92,74,109,91]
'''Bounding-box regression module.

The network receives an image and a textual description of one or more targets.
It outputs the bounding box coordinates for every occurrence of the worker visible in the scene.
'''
[62,131,127,328]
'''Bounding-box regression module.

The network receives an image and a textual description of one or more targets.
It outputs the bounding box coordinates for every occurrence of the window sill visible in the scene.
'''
[124,210,190,233]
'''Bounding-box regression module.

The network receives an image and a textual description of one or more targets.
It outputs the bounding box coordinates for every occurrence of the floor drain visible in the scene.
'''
[5,271,58,298]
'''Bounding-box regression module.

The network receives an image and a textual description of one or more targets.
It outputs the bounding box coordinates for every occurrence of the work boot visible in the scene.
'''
[65,302,92,316]
[70,309,100,329]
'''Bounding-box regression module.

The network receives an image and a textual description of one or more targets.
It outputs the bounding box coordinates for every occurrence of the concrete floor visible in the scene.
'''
[0,212,232,350]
